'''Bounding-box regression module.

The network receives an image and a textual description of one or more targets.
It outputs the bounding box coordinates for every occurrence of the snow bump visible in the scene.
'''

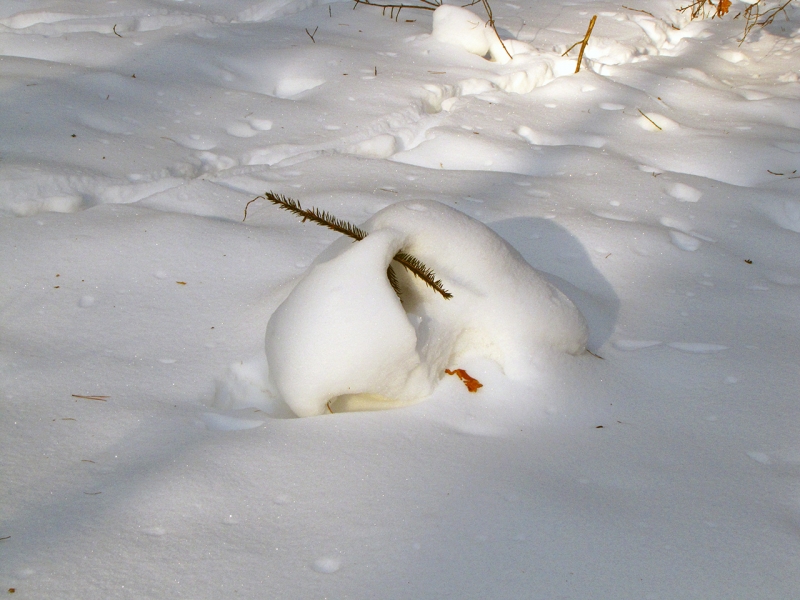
[265,200,588,417]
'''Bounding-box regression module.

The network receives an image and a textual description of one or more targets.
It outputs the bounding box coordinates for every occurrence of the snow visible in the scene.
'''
[263,200,587,417]
[432,4,498,57]
[2,0,800,597]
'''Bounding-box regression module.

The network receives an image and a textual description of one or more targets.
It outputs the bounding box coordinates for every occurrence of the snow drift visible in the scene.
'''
[265,200,588,417]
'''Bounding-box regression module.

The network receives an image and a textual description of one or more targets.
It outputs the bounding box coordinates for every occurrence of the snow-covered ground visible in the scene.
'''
[2,0,800,596]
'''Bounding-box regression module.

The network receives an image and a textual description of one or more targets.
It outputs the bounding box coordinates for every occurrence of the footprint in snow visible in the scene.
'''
[764,199,800,234]
[271,78,325,99]
[247,117,272,131]
[312,557,341,574]
[669,230,701,252]
[174,134,217,151]
[225,121,260,138]
[200,413,264,431]
[747,451,771,465]
[737,89,772,101]
[666,182,702,203]
[346,134,397,159]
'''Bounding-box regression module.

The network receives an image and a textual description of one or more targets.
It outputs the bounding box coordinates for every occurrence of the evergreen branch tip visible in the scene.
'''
[252,191,452,300]
[393,251,453,299]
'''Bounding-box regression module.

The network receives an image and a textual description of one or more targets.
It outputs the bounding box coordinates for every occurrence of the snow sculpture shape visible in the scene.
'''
[266,200,588,417]
[431,5,515,64]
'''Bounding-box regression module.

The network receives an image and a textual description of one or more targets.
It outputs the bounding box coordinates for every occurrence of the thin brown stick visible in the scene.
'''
[678,0,795,44]
[72,394,109,402]
[305,26,318,42]
[622,5,656,17]
[353,0,438,14]
[741,0,793,43]
[562,39,582,56]
[637,108,662,130]
[243,196,259,221]
[481,0,512,60]
[677,0,709,19]
[574,15,596,73]
[621,6,680,29]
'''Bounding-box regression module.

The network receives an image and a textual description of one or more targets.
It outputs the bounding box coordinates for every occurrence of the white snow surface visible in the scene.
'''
[2,0,800,597]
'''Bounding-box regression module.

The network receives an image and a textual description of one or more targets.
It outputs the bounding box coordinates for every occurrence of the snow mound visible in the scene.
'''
[432,5,498,58]
[431,5,523,64]
[265,200,588,417]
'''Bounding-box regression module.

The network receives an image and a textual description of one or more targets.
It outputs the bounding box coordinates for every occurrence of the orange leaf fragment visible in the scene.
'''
[717,0,731,16]
[445,369,483,393]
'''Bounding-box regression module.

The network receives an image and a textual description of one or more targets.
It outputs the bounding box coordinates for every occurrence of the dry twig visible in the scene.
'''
[353,0,512,59]
[353,0,439,21]
[562,15,597,73]
[741,0,793,42]
[677,0,795,43]
[621,6,680,29]
[637,108,662,130]
[479,0,512,60]
[72,394,109,402]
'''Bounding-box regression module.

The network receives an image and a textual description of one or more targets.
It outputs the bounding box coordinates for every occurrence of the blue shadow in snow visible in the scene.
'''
[490,217,619,352]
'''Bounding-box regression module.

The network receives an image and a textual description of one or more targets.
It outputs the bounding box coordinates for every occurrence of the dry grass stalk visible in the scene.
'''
[353,0,439,21]
[562,15,597,73]
[677,0,795,43]
[637,108,663,130]
[621,5,680,29]
[477,0,512,60]
[740,0,794,43]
